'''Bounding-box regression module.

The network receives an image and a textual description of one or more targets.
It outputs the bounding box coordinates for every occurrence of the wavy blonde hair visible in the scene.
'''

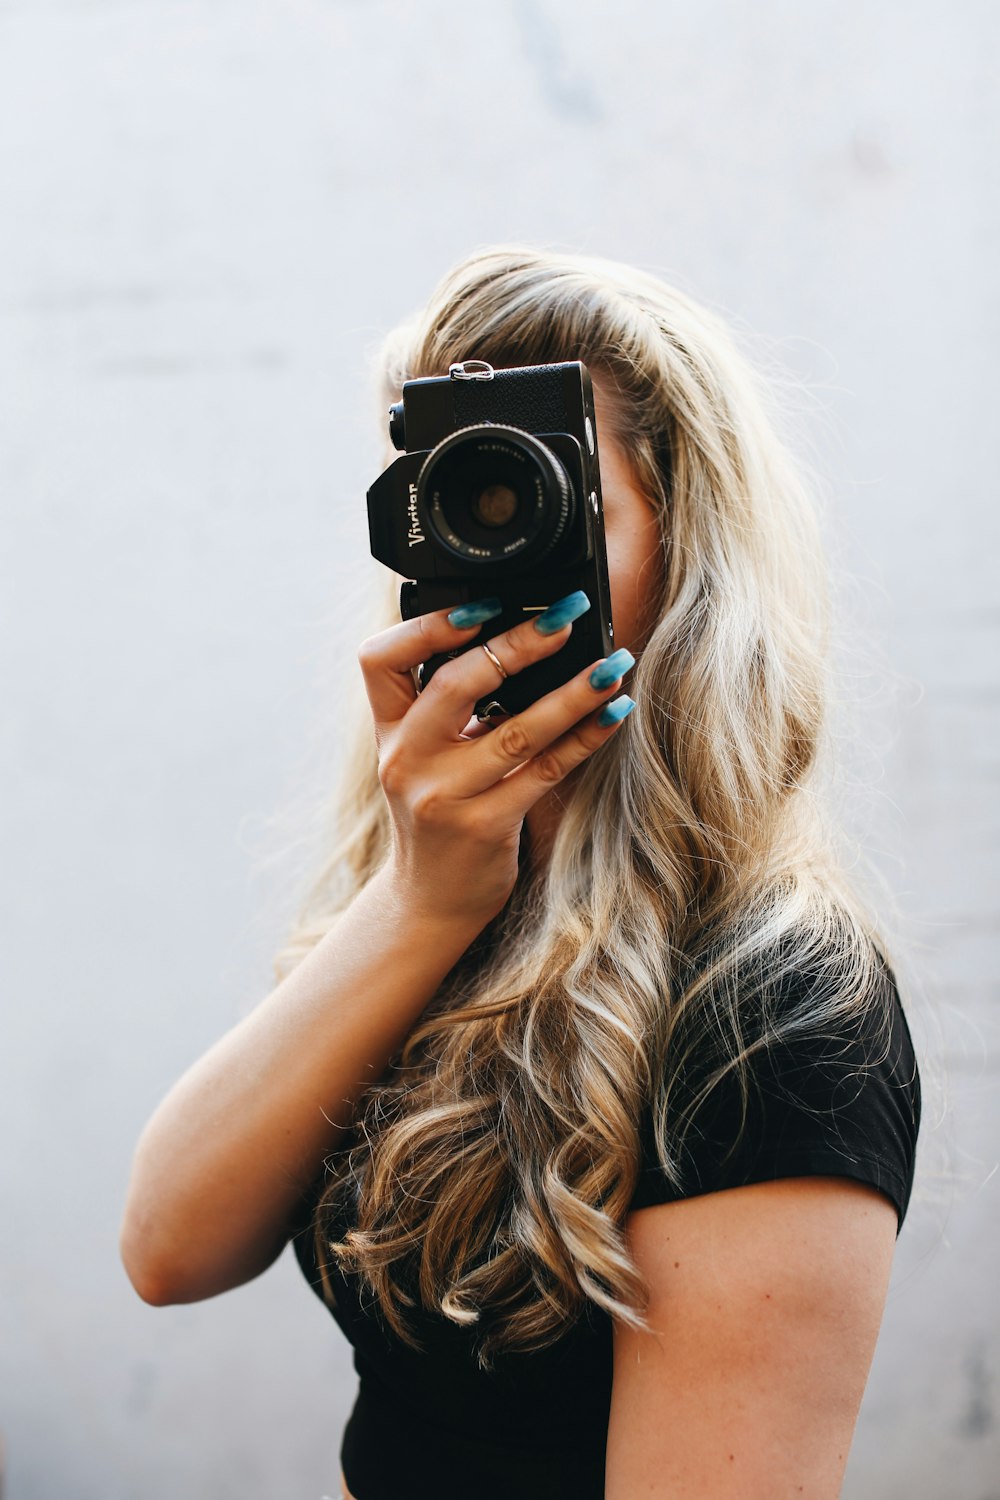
[275,245,894,1369]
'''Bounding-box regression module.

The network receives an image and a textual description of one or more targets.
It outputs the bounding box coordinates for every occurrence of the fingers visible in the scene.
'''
[356,600,505,731]
[446,647,637,800]
[490,694,636,826]
[404,592,592,750]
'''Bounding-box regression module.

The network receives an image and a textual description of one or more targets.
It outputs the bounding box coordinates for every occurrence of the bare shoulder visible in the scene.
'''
[606,1176,898,1500]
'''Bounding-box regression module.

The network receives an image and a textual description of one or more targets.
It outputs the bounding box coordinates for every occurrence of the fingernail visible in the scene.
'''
[447,597,503,628]
[598,694,636,727]
[588,648,635,691]
[533,590,591,635]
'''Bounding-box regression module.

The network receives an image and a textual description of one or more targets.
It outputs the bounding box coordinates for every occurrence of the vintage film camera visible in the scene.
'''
[366,359,615,723]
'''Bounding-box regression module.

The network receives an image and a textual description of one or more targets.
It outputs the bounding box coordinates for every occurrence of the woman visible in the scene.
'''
[121,246,921,1500]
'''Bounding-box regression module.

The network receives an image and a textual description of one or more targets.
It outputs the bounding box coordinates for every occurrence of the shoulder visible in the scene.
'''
[630,933,922,1233]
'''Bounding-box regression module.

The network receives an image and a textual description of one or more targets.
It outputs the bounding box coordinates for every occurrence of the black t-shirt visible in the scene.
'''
[291,955,921,1500]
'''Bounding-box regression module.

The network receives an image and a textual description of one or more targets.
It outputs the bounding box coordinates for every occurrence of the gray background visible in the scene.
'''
[1,1,997,1496]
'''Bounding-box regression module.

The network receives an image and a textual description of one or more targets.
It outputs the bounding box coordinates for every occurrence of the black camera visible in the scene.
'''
[366,359,615,723]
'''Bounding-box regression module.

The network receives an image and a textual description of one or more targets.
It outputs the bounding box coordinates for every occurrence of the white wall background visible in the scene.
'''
[1,2,997,1496]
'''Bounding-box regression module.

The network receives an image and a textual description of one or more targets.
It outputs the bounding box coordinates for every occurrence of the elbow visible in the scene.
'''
[118,1206,285,1306]
[120,1138,193,1304]
[119,1210,193,1307]
[125,1264,178,1308]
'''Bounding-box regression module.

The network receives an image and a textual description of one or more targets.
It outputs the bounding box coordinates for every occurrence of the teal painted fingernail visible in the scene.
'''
[588,648,635,690]
[598,694,635,727]
[447,597,503,628]
[533,590,591,635]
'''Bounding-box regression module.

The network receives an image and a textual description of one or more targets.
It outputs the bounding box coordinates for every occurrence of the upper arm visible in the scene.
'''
[605,1175,898,1500]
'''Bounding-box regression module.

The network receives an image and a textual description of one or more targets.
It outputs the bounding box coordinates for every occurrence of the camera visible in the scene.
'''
[366,359,615,723]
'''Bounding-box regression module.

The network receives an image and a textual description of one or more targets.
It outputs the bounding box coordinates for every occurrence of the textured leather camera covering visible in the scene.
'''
[452,365,571,433]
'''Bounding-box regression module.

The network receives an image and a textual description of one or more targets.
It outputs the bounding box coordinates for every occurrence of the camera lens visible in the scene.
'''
[416,425,575,569]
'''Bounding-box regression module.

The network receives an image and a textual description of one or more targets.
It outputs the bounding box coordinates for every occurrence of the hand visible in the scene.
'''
[357,592,636,927]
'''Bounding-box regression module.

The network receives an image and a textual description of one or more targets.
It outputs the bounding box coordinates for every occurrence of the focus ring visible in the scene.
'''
[416,422,574,569]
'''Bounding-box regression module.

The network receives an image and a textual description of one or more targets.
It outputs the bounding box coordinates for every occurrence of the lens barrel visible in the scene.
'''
[416,425,574,569]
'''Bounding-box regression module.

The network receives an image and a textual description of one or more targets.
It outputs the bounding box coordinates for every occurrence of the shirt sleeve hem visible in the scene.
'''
[629,1148,911,1232]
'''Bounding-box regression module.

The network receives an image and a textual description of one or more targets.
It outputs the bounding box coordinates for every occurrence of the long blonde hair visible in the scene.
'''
[275,245,894,1368]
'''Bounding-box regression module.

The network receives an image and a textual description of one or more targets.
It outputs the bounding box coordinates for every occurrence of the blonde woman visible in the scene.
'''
[121,247,921,1500]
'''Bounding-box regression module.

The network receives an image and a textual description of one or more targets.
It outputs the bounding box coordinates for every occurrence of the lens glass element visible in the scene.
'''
[471,483,519,529]
[417,426,573,568]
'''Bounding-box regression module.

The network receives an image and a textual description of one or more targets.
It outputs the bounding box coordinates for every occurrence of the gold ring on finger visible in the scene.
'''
[480,642,509,682]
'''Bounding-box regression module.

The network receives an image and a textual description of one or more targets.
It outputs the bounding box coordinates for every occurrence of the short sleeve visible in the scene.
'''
[629,957,922,1235]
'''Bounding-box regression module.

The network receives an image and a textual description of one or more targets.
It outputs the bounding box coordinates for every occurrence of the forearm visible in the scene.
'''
[120,864,483,1305]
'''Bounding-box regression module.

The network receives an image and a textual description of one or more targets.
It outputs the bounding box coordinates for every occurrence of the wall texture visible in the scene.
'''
[1,2,997,1496]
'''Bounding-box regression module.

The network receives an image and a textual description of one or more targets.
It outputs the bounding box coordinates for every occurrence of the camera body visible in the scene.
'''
[366,360,615,722]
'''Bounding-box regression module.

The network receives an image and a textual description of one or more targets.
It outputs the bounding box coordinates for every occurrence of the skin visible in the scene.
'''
[512,375,665,867]
[122,378,899,1500]
[118,409,640,1315]
[608,1179,897,1498]
[587,391,900,1495]
[341,380,665,1500]
[341,376,900,1499]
